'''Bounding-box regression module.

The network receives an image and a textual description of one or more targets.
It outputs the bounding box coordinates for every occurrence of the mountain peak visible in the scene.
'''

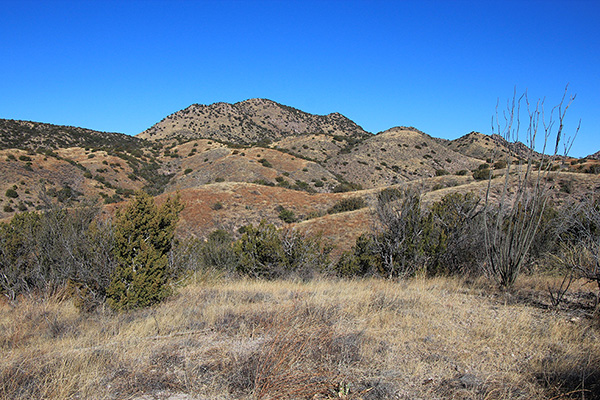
[137,99,369,144]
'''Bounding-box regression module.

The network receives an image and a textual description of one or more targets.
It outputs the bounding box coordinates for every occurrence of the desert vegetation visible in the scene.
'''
[1,277,599,400]
[1,91,600,399]
[2,176,600,398]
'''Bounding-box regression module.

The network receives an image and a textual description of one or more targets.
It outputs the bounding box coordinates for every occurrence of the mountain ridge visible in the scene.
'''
[137,98,369,144]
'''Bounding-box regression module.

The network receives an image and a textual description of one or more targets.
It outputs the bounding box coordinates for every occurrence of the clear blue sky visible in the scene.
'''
[1,0,598,157]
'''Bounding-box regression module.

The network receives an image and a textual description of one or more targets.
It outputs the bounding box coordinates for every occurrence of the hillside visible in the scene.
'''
[0,146,164,217]
[157,139,343,193]
[324,127,483,188]
[0,120,171,218]
[138,98,369,144]
[448,131,510,161]
[2,100,599,238]
[448,131,543,162]
[589,150,600,160]
[0,118,144,151]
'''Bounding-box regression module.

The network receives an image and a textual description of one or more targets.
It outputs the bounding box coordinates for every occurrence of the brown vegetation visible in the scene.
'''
[1,277,599,400]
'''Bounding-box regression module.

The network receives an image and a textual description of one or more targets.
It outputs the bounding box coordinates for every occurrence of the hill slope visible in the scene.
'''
[448,131,542,162]
[588,150,600,160]
[324,127,482,188]
[0,119,143,151]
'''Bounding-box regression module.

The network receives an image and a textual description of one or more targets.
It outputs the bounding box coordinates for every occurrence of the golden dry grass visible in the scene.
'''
[1,277,599,400]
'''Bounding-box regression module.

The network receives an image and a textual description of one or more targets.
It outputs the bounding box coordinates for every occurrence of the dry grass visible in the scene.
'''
[1,277,599,400]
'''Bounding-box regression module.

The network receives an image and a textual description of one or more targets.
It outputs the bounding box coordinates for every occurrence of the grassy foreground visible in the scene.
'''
[1,277,599,400]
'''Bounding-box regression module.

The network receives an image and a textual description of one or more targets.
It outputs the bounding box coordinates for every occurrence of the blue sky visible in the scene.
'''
[1,0,598,157]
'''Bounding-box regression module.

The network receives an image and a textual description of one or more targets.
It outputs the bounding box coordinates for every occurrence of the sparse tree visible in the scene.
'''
[373,188,426,278]
[554,194,600,306]
[0,199,115,306]
[234,221,282,279]
[483,88,578,287]
[279,228,331,279]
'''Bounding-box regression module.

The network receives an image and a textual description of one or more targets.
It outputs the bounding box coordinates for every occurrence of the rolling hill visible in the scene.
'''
[1,100,598,247]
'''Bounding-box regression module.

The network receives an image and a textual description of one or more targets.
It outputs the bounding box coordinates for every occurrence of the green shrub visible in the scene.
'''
[473,168,492,180]
[334,234,378,277]
[424,192,483,276]
[233,221,283,278]
[3,204,14,212]
[435,169,449,176]
[101,193,123,204]
[258,158,273,168]
[0,202,115,306]
[493,160,508,169]
[5,189,18,198]
[373,189,425,278]
[332,182,362,193]
[587,165,600,174]
[233,221,329,279]
[107,192,183,310]
[278,207,297,223]
[456,170,468,176]
[19,155,32,162]
[377,187,402,203]
[253,179,275,187]
[115,187,135,197]
[277,179,291,189]
[294,180,312,192]
[201,230,238,271]
[327,197,366,214]
[184,168,193,174]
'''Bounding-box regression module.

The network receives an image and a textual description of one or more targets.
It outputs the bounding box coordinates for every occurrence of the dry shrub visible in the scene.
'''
[253,326,339,399]
[247,303,366,399]
[535,351,600,399]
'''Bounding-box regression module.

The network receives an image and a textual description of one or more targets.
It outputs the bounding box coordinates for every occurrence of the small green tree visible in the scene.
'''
[425,192,483,276]
[233,221,282,278]
[334,233,379,277]
[233,221,329,279]
[278,207,297,223]
[107,191,182,310]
